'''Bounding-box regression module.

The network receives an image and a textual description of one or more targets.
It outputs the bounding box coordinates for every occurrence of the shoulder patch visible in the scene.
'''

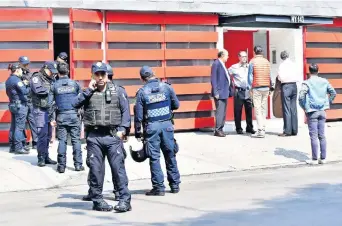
[32,77,39,84]
[17,81,23,87]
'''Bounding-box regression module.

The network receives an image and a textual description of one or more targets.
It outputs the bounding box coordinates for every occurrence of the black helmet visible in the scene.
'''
[129,140,148,163]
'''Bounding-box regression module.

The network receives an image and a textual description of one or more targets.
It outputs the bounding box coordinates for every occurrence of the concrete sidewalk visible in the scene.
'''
[1,119,342,193]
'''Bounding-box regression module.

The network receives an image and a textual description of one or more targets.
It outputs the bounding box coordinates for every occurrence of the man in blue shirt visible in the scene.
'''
[299,63,336,165]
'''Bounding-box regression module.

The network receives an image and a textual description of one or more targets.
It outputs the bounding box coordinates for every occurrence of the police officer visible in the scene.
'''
[31,61,58,167]
[19,56,38,149]
[134,66,181,196]
[56,52,68,64]
[50,62,84,173]
[6,63,30,154]
[72,62,131,212]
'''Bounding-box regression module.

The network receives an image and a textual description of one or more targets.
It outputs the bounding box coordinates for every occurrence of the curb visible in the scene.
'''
[2,159,342,194]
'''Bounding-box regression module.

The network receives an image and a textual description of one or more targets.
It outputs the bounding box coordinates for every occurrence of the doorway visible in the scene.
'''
[53,23,70,63]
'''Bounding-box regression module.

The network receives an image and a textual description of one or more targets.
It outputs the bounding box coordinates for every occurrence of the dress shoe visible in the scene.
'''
[45,157,57,165]
[236,130,243,134]
[145,189,165,196]
[75,165,85,171]
[246,129,256,134]
[114,201,132,213]
[214,130,226,137]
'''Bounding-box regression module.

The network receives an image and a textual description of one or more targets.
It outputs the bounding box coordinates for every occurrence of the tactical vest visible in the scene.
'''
[142,81,171,123]
[31,72,51,109]
[83,82,121,127]
[55,79,78,113]
[250,55,271,88]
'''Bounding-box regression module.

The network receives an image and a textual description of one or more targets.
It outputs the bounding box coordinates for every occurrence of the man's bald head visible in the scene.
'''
[218,49,229,62]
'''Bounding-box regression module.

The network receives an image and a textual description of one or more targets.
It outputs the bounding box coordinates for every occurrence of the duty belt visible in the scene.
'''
[235,87,246,91]
[87,126,118,136]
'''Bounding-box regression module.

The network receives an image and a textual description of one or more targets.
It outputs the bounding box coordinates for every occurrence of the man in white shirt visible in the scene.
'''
[277,51,300,136]
[228,51,255,134]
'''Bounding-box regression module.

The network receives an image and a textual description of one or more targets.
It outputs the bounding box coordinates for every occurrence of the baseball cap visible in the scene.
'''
[18,56,30,65]
[93,62,107,73]
[8,62,20,71]
[139,66,154,78]
[58,52,68,61]
[43,61,58,74]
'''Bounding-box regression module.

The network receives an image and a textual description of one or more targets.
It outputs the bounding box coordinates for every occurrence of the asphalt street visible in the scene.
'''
[1,163,342,226]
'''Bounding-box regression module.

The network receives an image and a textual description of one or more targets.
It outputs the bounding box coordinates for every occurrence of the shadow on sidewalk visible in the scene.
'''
[274,148,310,162]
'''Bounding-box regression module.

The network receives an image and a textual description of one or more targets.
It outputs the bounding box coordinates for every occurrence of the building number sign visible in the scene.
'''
[291,15,305,23]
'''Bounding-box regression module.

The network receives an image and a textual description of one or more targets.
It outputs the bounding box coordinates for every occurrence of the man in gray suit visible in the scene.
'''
[211,49,231,137]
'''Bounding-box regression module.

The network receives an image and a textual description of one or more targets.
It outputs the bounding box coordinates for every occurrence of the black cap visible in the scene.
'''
[43,61,58,74]
[9,63,20,71]
[139,66,154,78]
[93,62,107,73]
[58,52,68,61]
[18,56,30,64]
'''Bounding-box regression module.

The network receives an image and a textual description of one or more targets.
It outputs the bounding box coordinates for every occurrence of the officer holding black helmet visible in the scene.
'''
[50,62,84,173]
[18,56,37,149]
[6,63,30,154]
[30,61,58,167]
[134,66,181,196]
[72,62,132,213]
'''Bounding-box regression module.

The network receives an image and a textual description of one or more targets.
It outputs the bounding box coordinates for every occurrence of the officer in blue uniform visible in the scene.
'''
[50,62,84,173]
[134,66,181,196]
[82,63,129,202]
[72,62,132,213]
[19,56,38,149]
[6,63,30,154]
[30,61,58,167]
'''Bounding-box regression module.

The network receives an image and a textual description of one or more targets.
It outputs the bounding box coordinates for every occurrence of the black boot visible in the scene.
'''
[45,157,57,165]
[38,157,46,167]
[114,201,132,213]
[57,165,65,173]
[75,165,85,171]
[32,141,37,150]
[92,200,113,212]
[113,191,120,201]
[82,194,92,201]
[145,189,165,196]
[15,149,29,155]
[170,187,180,194]
[9,147,15,153]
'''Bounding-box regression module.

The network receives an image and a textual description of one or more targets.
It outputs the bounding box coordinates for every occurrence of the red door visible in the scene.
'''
[223,30,254,121]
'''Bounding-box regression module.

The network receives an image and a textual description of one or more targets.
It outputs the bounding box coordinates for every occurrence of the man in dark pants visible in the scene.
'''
[228,51,255,134]
[6,63,30,154]
[50,62,84,173]
[134,66,181,195]
[19,56,38,149]
[277,51,300,136]
[30,62,58,167]
[211,49,231,137]
[72,62,131,212]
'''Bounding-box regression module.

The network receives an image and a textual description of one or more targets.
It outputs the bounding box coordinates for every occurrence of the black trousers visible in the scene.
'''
[234,89,253,131]
[281,82,298,135]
